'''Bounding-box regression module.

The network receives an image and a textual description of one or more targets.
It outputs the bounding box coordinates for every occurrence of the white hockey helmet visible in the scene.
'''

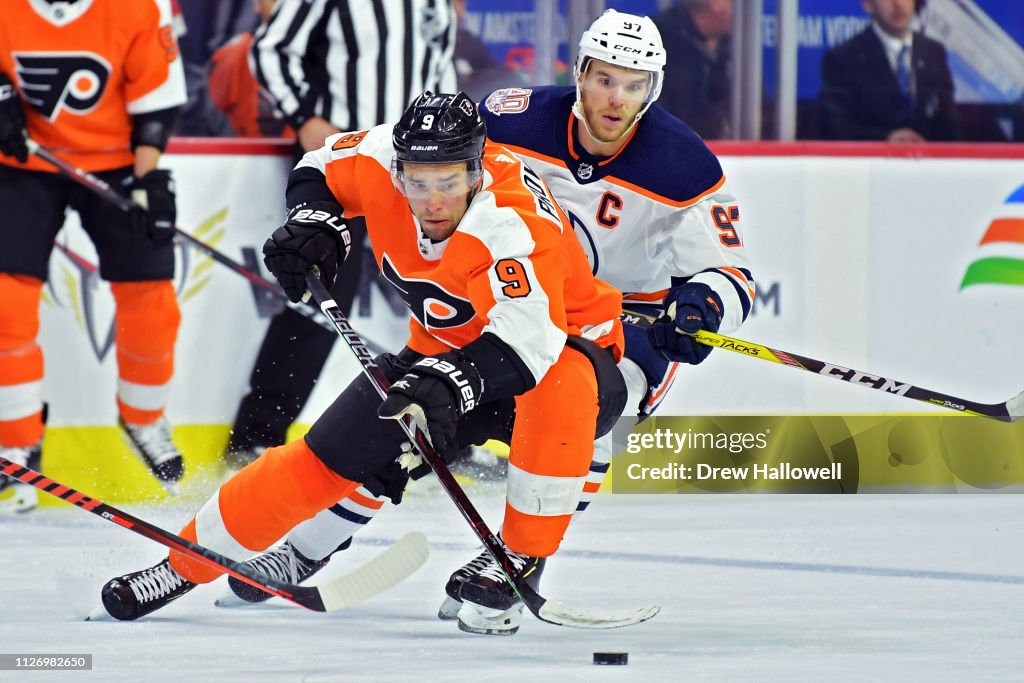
[573,9,666,141]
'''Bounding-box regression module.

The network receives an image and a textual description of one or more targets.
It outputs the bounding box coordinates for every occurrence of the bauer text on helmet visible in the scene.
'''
[392,92,486,241]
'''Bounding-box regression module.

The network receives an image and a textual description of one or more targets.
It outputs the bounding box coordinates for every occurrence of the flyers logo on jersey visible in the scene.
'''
[14,52,111,121]
[381,254,476,330]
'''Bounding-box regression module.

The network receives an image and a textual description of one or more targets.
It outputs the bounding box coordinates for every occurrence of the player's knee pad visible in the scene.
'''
[0,274,43,348]
[510,346,597,478]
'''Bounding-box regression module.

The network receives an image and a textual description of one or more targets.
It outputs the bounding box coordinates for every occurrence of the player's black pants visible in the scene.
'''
[226,219,366,452]
[305,346,516,502]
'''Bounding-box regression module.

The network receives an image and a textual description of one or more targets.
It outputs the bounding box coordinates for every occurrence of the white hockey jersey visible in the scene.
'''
[481,86,755,333]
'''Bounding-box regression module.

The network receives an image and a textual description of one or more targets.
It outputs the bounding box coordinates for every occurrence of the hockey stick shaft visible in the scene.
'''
[305,272,659,629]
[26,139,334,333]
[0,456,329,611]
[302,275,515,587]
[623,310,1023,422]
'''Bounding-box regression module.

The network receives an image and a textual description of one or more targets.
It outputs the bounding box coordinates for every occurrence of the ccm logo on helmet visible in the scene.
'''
[614,44,643,54]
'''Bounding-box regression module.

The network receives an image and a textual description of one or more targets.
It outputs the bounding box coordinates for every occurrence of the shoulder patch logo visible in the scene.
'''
[14,52,111,121]
[484,88,532,116]
[495,153,516,164]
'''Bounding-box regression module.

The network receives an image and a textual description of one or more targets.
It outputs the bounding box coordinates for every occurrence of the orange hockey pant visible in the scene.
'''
[0,276,179,446]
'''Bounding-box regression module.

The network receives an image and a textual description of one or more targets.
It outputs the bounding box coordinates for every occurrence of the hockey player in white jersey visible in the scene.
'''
[220,9,755,635]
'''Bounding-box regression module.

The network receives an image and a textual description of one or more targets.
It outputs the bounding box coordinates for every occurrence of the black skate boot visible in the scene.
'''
[225,538,350,603]
[0,441,42,513]
[101,558,196,621]
[457,547,545,636]
[119,416,184,490]
[437,548,492,620]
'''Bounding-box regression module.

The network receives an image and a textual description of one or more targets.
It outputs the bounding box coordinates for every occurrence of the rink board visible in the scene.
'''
[24,141,1024,501]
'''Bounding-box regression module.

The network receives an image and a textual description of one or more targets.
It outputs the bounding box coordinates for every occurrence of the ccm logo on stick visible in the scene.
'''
[820,364,911,395]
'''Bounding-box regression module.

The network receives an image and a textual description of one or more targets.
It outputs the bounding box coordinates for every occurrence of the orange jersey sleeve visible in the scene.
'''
[0,0,186,173]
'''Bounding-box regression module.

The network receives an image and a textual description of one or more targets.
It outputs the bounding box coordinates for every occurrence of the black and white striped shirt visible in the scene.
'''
[252,0,457,132]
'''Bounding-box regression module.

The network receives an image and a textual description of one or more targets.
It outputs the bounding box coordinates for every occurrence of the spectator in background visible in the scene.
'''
[819,0,957,141]
[651,0,733,140]
[207,0,293,138]
[453,0,526,101]
[221,0,456,472]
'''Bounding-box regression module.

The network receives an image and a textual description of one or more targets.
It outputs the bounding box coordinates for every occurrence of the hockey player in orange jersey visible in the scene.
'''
[99,91,627,632]
[0,0,188,511]
[216,9,756,635]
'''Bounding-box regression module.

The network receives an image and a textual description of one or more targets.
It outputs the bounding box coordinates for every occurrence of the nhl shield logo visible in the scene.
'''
[577,162,593,180]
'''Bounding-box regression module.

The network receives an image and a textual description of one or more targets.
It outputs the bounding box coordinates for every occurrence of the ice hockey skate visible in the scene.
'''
[437,547,492,620]
[118,416,184,491]
[0,441,42,513]
[456,547,545,636]
[217,538,350,607]
[100,558,196,621]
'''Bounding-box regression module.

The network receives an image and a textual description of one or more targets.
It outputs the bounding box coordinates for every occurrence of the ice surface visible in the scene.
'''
[2,487,1023,682]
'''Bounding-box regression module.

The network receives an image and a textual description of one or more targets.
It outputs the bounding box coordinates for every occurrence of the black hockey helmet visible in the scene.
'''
[392,91,486,165]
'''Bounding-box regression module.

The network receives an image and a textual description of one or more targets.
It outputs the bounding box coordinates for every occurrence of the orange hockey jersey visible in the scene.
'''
[208,33,294,139]
[297,125,624,383]
[0,0,186,173]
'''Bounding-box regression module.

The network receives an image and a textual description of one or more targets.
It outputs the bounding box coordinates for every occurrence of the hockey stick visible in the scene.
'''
[305,271,660,629]
[0,456,428,613]
[25,139,336,334]
[622,309,1024,422]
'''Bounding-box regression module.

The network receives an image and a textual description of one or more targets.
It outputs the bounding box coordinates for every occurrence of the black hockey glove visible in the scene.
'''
[377,351,483,461]
[124,169,177,245]
[263,201,352,302]
[0,73,28,164]
[648,282,724,365]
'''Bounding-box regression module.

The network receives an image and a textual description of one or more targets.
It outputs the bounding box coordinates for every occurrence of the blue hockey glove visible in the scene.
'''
[648,282,724,365]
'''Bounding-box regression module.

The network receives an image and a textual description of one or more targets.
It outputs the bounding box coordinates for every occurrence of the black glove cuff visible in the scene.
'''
[461,332,536,400]
[408,350,483,416]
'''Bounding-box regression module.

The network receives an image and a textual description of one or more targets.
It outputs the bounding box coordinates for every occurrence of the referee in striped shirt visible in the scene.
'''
[223,0,457,469]
[253,0,457,151]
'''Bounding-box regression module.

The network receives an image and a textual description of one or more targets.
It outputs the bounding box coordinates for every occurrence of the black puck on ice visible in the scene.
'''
[593,652,628,665]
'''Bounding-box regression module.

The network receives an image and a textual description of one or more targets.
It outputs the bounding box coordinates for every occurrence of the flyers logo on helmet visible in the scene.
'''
[14,52,111,121]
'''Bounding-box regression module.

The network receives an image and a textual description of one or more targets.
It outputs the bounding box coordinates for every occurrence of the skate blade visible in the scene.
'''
[84,604,112,622]
[437,595,462,621]
[0,485,39,514]
[456,602,523,636]
[213,592,260,609]
[158,480,180,496]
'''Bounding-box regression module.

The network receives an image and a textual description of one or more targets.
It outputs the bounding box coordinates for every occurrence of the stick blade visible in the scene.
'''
[318,532,429,612]
[534,599,661,629]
